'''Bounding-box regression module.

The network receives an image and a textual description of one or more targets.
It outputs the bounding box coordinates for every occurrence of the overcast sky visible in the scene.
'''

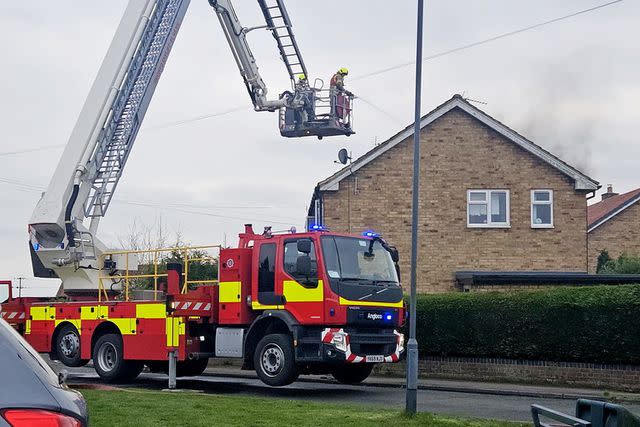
[0,1,637,278]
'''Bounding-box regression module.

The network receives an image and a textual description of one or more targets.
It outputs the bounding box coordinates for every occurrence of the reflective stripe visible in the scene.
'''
[219,281,241,303]
[166,317,184,347]
[251,301,281,310]
[55,319,82,335]
[110,318,136,335]
[204,303,212,311]
[283,279,323,303]
[19,313,25,320]
[136,303,166,319]
[30,306,54,321]
[193,303,202,310]
[7,313,16,319]
[182,302,192,310]
[80,306,108,320]
[338,297,403,308]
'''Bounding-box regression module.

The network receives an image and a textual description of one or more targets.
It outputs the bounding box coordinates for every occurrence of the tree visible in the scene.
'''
[596,250,612,273]
[598,251,640,274]
[112,217,218,294]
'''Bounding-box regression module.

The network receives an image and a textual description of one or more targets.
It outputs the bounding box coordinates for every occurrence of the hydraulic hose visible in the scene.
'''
[64,184,80,248]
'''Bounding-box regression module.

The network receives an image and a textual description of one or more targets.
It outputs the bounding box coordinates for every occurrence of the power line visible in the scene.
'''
[352,0,623,82]
[143,105,249,130]
[0,177,301,225]
[0,0,621,150]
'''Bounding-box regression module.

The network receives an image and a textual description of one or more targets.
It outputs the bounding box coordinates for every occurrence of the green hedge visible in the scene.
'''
[413,285,640,365]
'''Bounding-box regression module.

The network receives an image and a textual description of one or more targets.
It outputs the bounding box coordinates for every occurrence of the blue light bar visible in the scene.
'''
[362,230,379,238]
[309,223,327,232]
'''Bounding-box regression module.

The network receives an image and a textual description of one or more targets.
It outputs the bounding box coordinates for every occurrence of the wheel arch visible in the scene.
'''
[243,311,298,369]
[91,321,122,354]
[50,320,81,359]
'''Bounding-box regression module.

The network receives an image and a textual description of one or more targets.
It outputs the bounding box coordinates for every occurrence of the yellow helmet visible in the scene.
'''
[297,73,306,80]
[339,67,349,75]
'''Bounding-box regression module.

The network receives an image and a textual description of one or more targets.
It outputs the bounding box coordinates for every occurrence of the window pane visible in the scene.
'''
[469,192,486,202]
[491,192,507,223]
[284,240,318,285]
[534,191,550,202]
[469,204,487,224]
[258,243,276,293]
[533,204,552,225]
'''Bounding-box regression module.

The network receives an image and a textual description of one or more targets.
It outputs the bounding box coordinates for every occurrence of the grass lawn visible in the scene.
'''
[79,388,527,427]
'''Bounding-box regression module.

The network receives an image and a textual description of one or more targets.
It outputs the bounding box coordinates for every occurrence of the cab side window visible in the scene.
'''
[283,240,318,287]
[258,243,276,294]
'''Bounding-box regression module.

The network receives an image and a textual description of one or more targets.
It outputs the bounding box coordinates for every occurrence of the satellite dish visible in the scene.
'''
[337,148,350,165]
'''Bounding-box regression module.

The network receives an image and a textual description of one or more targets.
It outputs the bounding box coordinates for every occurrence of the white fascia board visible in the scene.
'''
[318,98,599,192]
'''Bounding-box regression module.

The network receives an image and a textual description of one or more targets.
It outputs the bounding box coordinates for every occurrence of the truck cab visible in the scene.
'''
[219,225,405,385]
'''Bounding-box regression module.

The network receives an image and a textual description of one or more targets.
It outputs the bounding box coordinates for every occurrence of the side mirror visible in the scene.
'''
[58,369,68,385]
[297,239,311,254]
[296,255,311,277]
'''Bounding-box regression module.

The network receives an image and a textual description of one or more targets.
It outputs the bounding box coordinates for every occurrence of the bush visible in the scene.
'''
[599,252,640,274]
[414,285,640,364]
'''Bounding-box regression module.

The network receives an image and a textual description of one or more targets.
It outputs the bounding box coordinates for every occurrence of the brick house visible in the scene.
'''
[308,95,600,293]
[587,186,640,273]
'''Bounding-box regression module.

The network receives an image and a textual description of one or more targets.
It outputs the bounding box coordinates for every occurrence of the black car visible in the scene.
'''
[0,318,88,426]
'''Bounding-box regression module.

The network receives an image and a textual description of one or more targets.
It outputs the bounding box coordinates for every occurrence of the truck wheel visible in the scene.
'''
[254,334,298,386]
[177,358,209,377]
[331,364,374,385]
[93,334,143,382]
[55,324,87,367]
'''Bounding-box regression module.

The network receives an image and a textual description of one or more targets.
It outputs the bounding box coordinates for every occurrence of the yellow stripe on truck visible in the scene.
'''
[136,303,166,319]
[55,319,82,335]
[30,306,55,321]
[166,317,185,347]
[338,297,403,308]
[283,279,324,302]
[80,306,109,320]
[219,281,241,303]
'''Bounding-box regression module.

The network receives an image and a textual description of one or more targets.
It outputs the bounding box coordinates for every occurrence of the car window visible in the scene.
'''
[0,318,60,386]
[0,283,8,303]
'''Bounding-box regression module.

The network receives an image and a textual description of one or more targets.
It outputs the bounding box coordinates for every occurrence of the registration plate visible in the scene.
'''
[365,355,384,363]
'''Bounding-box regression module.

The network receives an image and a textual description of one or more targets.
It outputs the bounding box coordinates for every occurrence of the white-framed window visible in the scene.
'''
[531,189,554,228]
[467,190,510,228]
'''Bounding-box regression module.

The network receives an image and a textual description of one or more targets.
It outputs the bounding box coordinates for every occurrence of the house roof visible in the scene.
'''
[317,95,600,193]
[587,188,640,232]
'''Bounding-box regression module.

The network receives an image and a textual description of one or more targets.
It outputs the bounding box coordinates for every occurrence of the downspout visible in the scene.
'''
[585,189,598,273]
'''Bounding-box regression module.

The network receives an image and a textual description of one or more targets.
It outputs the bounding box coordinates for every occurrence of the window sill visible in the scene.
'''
[531,224,554,229]
[467,224,511,229]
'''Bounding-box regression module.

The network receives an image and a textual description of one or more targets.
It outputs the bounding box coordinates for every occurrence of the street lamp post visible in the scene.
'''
[405,0,424,415]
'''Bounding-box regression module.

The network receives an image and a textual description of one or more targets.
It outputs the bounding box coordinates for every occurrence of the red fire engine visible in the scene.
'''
[1,0,398,388]
[2,225,404,386]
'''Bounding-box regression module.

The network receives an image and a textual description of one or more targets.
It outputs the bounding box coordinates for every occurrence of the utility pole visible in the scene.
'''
[406,0,424,415]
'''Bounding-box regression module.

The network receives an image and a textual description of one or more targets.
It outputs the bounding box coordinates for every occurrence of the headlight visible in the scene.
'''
[331,332,348,352]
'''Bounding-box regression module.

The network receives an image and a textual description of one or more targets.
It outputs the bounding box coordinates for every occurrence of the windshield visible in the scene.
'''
[321,236,399,284]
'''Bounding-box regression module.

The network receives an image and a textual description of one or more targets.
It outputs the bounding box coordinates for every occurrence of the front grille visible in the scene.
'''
[348,331,397,356]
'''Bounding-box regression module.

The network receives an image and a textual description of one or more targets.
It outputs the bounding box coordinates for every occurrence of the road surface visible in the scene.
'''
[50,362,640,423]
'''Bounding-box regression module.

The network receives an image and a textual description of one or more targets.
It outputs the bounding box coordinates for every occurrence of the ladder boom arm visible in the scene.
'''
[209,0,286,111]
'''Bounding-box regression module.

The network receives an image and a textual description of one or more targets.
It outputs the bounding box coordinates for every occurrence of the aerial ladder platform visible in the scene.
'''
[28,0,354,295]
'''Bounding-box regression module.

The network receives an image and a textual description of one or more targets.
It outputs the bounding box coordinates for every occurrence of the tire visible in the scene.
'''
[331,364,374,385]
[92,333,143,382]
[55,324,88,367]
[254,333,298,387]
[177,358,209,377]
